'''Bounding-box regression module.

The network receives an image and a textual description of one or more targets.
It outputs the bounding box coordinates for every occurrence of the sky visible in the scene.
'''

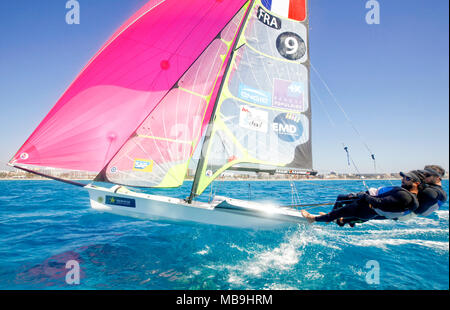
[0,0,448,174]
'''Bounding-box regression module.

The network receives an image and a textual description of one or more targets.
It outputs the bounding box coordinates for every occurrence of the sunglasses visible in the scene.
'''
[402,176,412,181]
[425,173,439,178]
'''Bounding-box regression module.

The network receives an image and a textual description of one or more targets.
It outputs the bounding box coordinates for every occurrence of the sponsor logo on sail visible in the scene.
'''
[257,6,281,30]
[272,113,303,142]
[133,159,153,172]
[106,196,136,208]
[239,105,269,133]
[273,79,306,111]
[238,84,272,107]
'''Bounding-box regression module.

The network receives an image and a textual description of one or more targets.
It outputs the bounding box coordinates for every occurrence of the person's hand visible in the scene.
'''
[356,192,368,200]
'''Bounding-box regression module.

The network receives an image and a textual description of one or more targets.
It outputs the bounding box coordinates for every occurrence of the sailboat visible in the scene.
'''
[9,0,317,229]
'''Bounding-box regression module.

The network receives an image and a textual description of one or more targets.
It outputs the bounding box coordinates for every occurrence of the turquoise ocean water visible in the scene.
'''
[0,179,448,290]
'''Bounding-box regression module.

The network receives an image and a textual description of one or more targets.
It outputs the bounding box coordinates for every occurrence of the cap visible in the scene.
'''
[421,167,445,178]
[400,171,422,183]
[412,170,426,182]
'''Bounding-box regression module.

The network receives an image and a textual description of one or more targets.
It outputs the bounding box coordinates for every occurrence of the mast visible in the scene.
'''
[188,0,255,204]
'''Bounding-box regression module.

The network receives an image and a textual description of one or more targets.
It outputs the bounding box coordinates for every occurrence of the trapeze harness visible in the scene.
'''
[317,187,419,225]
[367,186,419,221]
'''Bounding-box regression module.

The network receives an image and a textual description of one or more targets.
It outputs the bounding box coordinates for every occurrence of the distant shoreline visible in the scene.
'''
[1,178,447,182]
[0,178,405,182]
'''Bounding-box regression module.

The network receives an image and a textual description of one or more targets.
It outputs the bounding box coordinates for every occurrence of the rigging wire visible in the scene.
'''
[342,144,369,191]
[313,78,371,190]
[289,180,302,208]
[313,80,368,186]
[310,63,399,193]
[311,64,378,174]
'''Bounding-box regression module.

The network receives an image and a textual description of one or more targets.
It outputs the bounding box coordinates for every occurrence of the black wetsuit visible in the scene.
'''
[338,184,447,226]
[330,193,384,227]
[315,187,419,224]
[416,184,447,216]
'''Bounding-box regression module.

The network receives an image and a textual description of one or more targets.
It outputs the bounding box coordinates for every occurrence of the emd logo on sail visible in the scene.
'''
[272,113,303,142]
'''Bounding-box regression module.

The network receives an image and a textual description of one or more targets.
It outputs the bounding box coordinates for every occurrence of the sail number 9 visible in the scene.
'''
[276,32,306,61]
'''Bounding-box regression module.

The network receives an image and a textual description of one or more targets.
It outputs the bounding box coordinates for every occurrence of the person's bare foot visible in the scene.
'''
[301,210,316,224]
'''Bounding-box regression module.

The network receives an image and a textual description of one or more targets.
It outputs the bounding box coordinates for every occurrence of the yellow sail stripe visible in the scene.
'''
[178,87,209,100]
[155,161,190,188]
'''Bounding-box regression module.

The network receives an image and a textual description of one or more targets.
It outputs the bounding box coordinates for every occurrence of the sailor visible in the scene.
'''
[301,171,421,225]
[415,165,447,217]
[333,170,425,226]
[336,166,447,226]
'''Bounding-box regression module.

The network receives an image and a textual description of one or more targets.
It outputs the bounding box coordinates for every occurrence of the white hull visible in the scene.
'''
[85,184,307,229]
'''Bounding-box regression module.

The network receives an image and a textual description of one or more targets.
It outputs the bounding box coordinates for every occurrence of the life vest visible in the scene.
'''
[370,186,419,220]
[417,184,447,217]
[419,201,443,217]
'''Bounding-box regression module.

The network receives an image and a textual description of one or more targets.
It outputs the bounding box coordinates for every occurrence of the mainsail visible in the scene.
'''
[9,0,248,182]
[191,0,312,197]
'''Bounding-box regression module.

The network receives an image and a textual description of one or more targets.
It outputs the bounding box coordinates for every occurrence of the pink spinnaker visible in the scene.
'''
[11,0,248,174]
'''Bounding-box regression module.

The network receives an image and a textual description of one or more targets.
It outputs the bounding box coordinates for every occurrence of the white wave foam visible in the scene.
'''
[223,228,335,287]
[265,283,298,290]
[360,228,447,237]
[304,221,448,254]
[241,242,300,277]
[229,244,247,253]
[347,238,449,251]
[364,216,440,228]
[436,210,449,220]
[195,245,210,255]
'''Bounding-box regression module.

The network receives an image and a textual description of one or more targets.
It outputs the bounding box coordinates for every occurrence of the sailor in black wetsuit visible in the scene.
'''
[301,171,421,225]
[334,166,447,227]
[333,170,425,227]
[416,165,447,216]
